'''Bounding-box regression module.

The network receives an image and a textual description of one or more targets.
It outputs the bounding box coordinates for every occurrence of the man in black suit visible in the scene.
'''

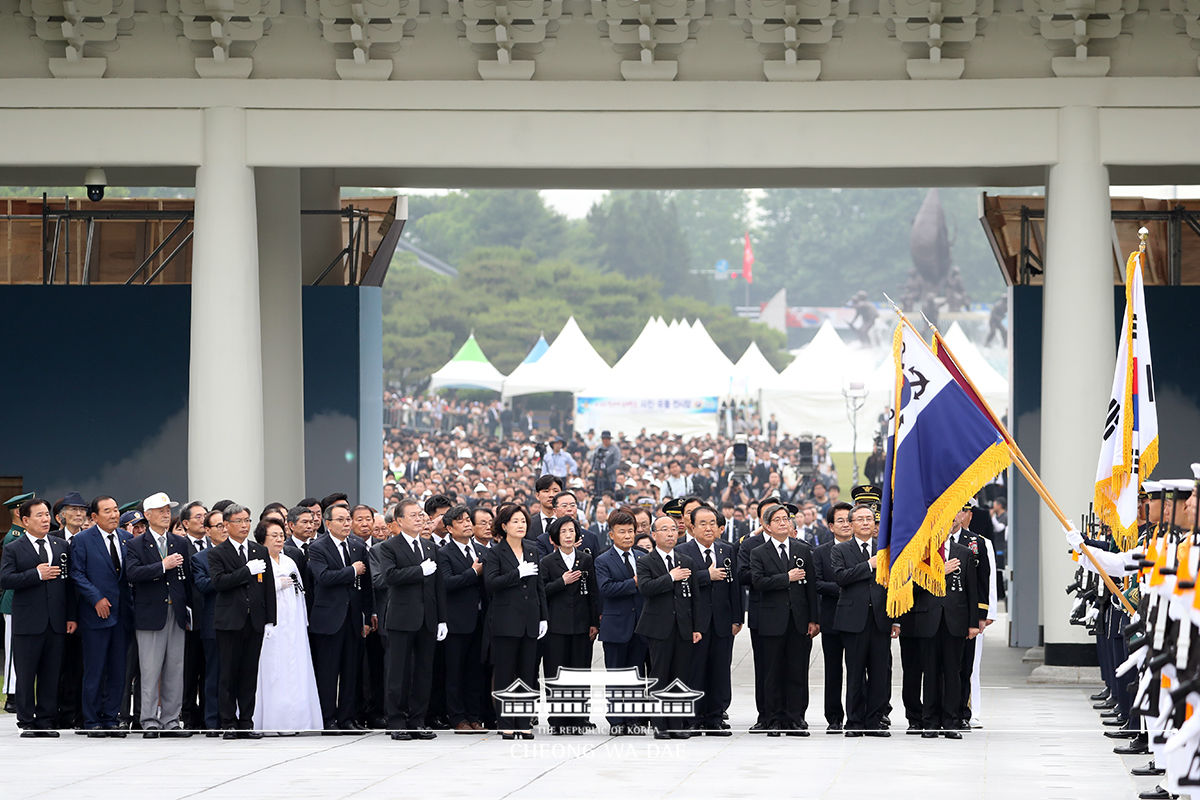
[914,537,980,738]
[676,504,741,735]
[832,502,897,737]
[734,496,782,731]
[207,503,276,738]
[49,491,87,729]
[527,474,561,544]
[308,504,374,731]
[376,498,446,740]
[0,498,75,737]
[284,505,316,601]
[751,503,819,736]
[636,514,702,739]
[436,505,487,732]
[812,501,853,732]
[948,503,991,726]
[540,516,599,735]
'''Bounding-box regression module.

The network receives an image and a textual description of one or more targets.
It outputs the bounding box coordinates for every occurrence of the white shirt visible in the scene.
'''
[290,536,308,551]
[188,534,206,552]
[26,532,51,563]
[330,534,352,566]
[699,544,715,567]
[656,547,676,567]
[104,530,123,565]
[401,533,423,556]
[560,549,576,571]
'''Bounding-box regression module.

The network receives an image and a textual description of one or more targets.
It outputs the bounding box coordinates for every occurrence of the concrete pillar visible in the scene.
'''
[1038,105,1115,664]
[300,168,343,285]
[189,107,266,513]
[256,167,306,503]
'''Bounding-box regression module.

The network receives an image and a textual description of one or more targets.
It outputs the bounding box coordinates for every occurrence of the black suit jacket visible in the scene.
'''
[831,538,891,634]
[0,535,75,634]
[635,549,702,640]
[949,529,991,622]
[676,539,742,636]
[735,532,767,628]
[540,549,599,635]
[306,534,375,636]
[375,534,443,633]
[750,537,818,636]
[437,540,485,635]
[910,540,979,638]
[812,539,840,631]
[535,529,603,561]
[208,538,277,632]
[125,531,192,631]
[483,539,547,639]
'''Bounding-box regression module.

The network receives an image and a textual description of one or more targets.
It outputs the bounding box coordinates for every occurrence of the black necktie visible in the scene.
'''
[623,551,633,577]
[341,541,351,567]
[412,538,422,558]
[194,539,203,553]
[703,549,713,567]
[301,541,309,553]
[861,541,870,559]
[666,554,674,571]
[238,543,247,563]
[464,545,473,561]
[108,534,121,573]
[36,538,48,565]
[779,543,787,561]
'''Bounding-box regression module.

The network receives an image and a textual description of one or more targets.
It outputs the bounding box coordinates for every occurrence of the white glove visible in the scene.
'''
[436,622,448,642]
[246,558,266,576]
[263,623,275,639]
[276,575,293,590]
[420,559,437,576]
[1065,528,1084,550]
[538,620,548,640]
[518,561,539,578]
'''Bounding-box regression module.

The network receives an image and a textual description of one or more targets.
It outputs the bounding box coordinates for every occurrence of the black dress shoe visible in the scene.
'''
[748,721,768,732]
[1114,738,1150,755]
[412,728,437,740]
[865,729,892,738]
[785,728,810,737]
[1094,699,1117,710]
[845,730,864,738]
[222,730,238,740]
[942,730,962,739]
[143,730,160,739]
[162,728,193,738]
[1103,717,1129,727]
[500,732,517,740]
[705,728,733,737]
[880,715,891,727]
[827,723,843,734]
[518,731,534,740]
[1105,729,1138,739]
[1100,709,1122,718]
[1090,690,1111,701]
[921,731,938,739]
[906,725,923,736]
[1138,786,1177,800]
[390,731,412,741]
[107,729,127,738]
[241,731,264,739]
[205,731,221,738]
[1131,762,1165,777]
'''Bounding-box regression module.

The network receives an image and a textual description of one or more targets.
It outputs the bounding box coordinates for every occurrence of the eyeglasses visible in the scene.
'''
[227,517,251,525]
[204,522,226,529]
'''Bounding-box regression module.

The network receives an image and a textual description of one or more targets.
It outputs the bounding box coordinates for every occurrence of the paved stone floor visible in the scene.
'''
[0,616,1158,800]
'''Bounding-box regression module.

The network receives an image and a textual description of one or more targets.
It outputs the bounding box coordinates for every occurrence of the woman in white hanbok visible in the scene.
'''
[253,521,323,732]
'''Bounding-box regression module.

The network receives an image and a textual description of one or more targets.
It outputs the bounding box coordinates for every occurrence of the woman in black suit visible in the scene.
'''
[484,503,547,739]
[540,517,599,735]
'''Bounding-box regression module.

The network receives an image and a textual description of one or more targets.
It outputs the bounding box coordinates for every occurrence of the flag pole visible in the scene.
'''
[881,295,1137,615]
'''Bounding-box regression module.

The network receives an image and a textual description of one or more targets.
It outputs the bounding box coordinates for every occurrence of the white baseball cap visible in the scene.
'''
[142,492,178,511]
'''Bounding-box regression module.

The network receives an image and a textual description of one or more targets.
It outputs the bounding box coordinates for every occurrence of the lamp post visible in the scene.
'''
[842,381,869,485]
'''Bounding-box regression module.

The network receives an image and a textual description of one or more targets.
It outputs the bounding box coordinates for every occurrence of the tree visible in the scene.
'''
[404,190,569,265]
[586,190,697,296]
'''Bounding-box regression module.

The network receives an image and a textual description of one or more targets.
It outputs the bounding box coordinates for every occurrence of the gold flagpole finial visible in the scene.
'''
[1138,226,1149,253]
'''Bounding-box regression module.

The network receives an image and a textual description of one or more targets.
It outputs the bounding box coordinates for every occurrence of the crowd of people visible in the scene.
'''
[0,437,1009,739]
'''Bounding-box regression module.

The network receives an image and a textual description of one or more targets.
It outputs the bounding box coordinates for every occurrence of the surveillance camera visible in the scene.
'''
[84,168,107,202]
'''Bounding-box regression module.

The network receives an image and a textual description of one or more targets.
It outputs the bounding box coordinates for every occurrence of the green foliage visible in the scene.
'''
[586,190,698,296]
[404,189,569,265]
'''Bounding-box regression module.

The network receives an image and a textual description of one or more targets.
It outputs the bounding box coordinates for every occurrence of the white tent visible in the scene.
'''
[687,319,737,395]
[575,317,720,438]
[428,333,506,393]
[501,317,612,400]
[941,321,1009,416]
[730,341,779,396]
[760,322,881,448]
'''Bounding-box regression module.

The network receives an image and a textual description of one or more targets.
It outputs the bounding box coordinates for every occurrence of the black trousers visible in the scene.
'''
[491,634,539,730]
[181,628,206,728]
[542,631,592,727]
[56,630,83,728]
[843,626,890,730]
[359,628,385,724]
[121,635,140,726]
[384,627,435,730]
[444,627,485,725]
[819,628,845,726]
[13,630,64,730]
[312,611,362,728]
[428,638,447,725]
[899,634,923,726]
[602,636,648,726]
[761,619,812,728]
[959,635,977,720]
[919,620,965,730]
[646,632,693,731]
[749,626,767,724]
[690,625,734,726]
[216,620,264,729]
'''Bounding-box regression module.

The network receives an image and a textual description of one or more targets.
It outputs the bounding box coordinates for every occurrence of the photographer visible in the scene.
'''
[541,438,578,479]
[589,431,621,498]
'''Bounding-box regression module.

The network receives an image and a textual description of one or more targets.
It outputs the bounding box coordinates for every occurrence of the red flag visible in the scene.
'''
[742,232,754,284]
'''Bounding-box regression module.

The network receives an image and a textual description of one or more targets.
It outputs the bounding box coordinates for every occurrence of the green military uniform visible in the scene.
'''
[1,491,36,701]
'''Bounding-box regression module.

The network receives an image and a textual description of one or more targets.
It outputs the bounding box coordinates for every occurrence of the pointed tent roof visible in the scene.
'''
[941,321,1008,412]
[428,333,506,392]
[521,334,550,365]
[731,341,779,395]
[501,317,613,400]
